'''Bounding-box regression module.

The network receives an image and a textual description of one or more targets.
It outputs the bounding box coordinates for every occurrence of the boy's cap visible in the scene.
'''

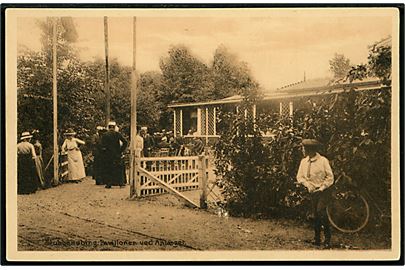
[302,139,321,146]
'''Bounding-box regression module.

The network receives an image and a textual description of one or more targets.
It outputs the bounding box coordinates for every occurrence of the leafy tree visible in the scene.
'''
[347,37,392,86]
[86,59,164,137]
[18,18,104,172]
[159,45,212,103]
[211,45,256,99]
[137,71,163,131]
[157,44,259,129]
[108,60,131,136]
[158,45,211,129]
[329,53,351,81]
[38,18,78,66]
[17,51,53,148]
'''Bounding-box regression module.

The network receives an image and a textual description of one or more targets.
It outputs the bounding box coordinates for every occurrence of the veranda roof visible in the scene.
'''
[168,77,386,109]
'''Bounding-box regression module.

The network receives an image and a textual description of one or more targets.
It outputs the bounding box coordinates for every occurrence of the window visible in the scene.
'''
[182,108,198,136]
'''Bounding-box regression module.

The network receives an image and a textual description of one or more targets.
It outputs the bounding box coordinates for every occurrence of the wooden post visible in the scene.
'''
[205,107,209,145]
[213,107,217,136]
[253,104,257,131]
[199,155,207,209]
[173,109,177,137]
[197,108,201,135]
[135,168,141,197]
[52,18,59,185]
[180,109,183,136]
[289,101,293,117]
[289,101,294,126]
[130,16,138,198]
[253,104,257,119]
[104,16,110,126]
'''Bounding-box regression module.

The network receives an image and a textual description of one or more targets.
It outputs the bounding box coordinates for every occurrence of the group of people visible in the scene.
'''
[17,123,333,248]
[92,121,128,188]
[140,129,205,157]
[17,121,129,192]
[16,122,206,193]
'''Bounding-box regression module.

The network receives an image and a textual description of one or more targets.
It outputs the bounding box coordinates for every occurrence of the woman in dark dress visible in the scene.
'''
[92,126,106,185]
[17,131,38,194]
[101,121,128,188]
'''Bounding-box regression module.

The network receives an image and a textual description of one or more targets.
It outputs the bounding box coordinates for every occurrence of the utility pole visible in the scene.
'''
[130,17,138,198]
[52,18,59,185]
[104,16,110,125]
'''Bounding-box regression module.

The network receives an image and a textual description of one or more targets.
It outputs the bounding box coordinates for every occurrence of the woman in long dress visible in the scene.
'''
[32,130,45,188]
[101,122,128,188]
[61,128,86,182]
[17,131,38,194]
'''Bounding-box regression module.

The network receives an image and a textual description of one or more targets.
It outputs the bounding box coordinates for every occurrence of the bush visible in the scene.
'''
[215,87,391,219]
[214,39,391,219]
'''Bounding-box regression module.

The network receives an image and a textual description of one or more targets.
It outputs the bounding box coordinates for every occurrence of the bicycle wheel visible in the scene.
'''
[326,191,370,233]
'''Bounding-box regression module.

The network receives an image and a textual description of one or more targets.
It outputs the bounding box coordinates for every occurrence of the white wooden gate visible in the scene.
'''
[130,155,209,208]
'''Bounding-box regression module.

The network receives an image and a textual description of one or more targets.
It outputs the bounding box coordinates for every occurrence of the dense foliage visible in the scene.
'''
[158,45,257,129]
[17,18,257,177]
[214,39,391,219]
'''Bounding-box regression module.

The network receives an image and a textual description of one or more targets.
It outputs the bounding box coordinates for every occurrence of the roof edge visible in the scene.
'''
[168,79,387,108]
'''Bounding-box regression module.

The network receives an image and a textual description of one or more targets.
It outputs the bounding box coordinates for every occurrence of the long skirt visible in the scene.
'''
[66,149,86,180]
[93,151,104,185]
[34,156,45,187]
[104,156,126,186]
[18,154,38,194]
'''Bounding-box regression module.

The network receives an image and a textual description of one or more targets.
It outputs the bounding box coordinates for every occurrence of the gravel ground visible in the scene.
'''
[17,177,391,251]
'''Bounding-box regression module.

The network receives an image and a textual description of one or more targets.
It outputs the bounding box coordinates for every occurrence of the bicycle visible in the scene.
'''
[326,173,370,233]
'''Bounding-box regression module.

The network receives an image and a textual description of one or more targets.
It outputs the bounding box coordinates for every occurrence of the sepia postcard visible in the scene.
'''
[3,5,402,263]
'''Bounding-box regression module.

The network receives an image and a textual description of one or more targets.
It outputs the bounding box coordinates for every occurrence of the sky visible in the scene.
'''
[17,12,393,90]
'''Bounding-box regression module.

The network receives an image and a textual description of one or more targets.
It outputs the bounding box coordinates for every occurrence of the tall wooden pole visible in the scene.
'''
[104,16,111,126]
[130,17,137,197]
[52,18,59,185]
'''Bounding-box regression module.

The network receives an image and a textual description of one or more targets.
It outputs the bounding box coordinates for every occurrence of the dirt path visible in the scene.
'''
[18,177,390,251]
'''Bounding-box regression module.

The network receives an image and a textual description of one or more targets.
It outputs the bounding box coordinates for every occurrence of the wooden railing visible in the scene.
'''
[135,156,206,196]
[130,155,213,208]
[59,152,69,181]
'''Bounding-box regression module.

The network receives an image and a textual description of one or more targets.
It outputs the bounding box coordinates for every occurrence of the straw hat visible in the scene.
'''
[96,126,105,131]
[64,128,76,136]
[20,131,33,140]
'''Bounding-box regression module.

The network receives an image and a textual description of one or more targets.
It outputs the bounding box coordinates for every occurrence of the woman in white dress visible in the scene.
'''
[61,128,86,182]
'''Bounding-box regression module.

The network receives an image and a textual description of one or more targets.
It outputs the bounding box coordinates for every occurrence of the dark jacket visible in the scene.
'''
[101,130,128,160]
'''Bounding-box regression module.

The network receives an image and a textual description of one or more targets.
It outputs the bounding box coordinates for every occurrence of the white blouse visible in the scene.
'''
[62,138,85,152]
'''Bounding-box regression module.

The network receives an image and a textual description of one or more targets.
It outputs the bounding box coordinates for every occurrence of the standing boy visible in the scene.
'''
[296,139,334,248]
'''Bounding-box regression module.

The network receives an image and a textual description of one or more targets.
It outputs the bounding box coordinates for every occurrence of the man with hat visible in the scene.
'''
[140,126,154,157]
[296,139,334,248]
[17,131,38,194]
[101,121,128,188]
[191,135,204,156]
[158,136,170,149]
[134,125,144,158]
